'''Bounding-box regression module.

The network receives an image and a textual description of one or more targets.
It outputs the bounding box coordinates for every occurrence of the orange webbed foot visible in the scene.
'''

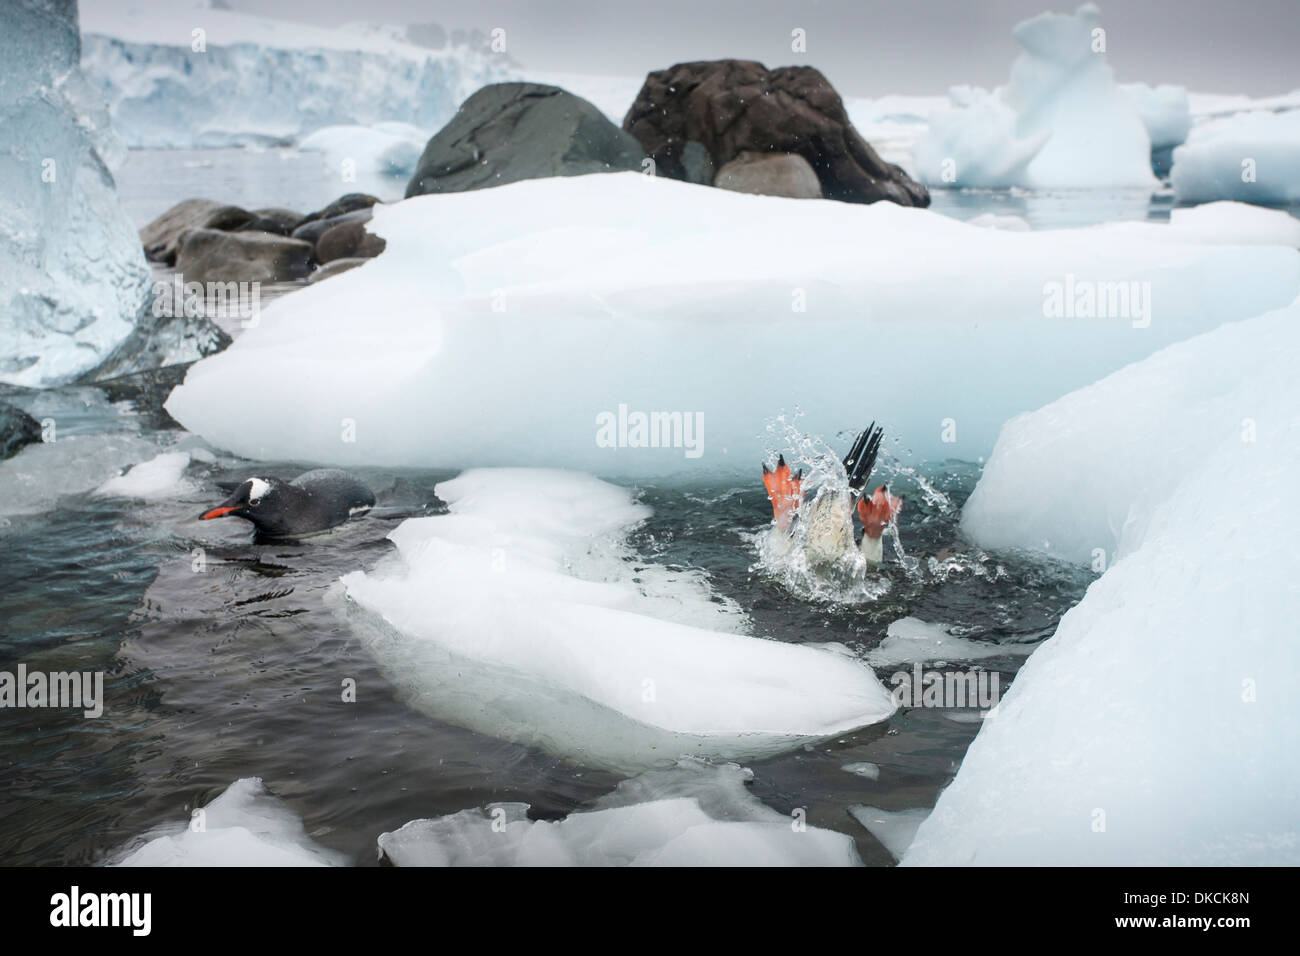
[762,454,803,532]
[857,484,902,539]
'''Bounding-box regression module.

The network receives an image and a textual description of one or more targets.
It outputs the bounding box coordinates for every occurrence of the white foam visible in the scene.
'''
[340,468,896,772]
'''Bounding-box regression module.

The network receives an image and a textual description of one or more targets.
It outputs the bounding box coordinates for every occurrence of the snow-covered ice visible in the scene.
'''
[0,433,164,520]
[1,0,149,387]
[113,778,347,866]
[79,2,515,148]
[297,122,428,177]
[1171,109,1300,205]
[165,172,1300,476]
[915,4,1156,189]
[906,294,1300,865]
[866,617,1032,666]
[339,468,897,772]
[94,451,193,500]
[378,759,861,866]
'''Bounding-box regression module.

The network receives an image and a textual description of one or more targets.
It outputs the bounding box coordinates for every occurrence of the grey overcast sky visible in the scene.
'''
[229,0,1299,96]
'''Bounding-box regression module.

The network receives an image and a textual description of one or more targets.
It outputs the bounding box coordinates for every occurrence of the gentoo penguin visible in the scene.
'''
[200,469,375,537]
[762,423,902,566]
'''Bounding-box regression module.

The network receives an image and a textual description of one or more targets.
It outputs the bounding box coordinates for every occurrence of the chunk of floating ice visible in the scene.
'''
[0,434,163,518]
[866,617,1030,666]
[1120,82,1191,150]
[1172,109,1300,205]
[340,469,897,772]
[906,295,1300,865]
[112,778,347,866]
[915,4,1156,188]
[378,759,862,866]
[841,761,881,780]
[848,805,929,861]
[163,172,1300,477]
[93,451,192,500]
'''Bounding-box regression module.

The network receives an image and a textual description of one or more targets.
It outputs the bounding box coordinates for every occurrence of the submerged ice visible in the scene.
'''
[340,468,897,772]
[378,759,862,866]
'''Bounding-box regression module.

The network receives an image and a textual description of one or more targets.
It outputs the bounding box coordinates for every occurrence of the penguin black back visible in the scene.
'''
[200,468,375,537]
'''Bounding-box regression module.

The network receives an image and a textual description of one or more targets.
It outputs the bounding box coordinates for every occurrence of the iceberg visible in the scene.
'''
[79,1,516,148]
[915,4,1157,189]
[1120,82,1191,151]
[297,122,428,177]
[165,173,1300,476]
[1,0,150,387]
[1171,109,1300,205]
[906,294,1300,865]
[113,777,348,866]
[378,759,862,866]
[339,468,897,772]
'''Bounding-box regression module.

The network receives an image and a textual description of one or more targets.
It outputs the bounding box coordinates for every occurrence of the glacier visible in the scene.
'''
[79,1,516,148]
[338,468,897,773]
[904,293,1300,865]
[164,173,1300,476]
[1,0,150,387]
[378,760,861,866]
[1171,109,1300,205]
[915,4,1157,189]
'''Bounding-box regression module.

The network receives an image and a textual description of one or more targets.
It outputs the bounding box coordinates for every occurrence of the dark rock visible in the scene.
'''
[238,207,305,236]
[90,365,193,431]
[175,229,315,284]
[624,60,930,207]
[315,221,386,264]
[291,208,374,246]
[299,193,381,226]
[0,402,42,461]
[308,258,370,284]
[140,199,257,264]
[406,82,645,197]
[714,151,823,199]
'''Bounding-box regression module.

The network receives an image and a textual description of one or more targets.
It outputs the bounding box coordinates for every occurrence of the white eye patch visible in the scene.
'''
[246,477,271,502]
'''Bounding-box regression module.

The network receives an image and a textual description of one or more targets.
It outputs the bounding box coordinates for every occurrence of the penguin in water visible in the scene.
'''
[200,469,375,538]
[762,423,902,566]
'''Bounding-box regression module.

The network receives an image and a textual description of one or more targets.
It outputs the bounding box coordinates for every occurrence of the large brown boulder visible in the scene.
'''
[624,60,929,207]
[406,83,645,197]
[175,229,314,284]
[140,200,256,264]
[714,151,822,199]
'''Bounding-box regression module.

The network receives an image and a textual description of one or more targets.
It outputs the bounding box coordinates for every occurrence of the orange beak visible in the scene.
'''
[761,455,803,532]
[200,505,241,520]
[857,484,902,539]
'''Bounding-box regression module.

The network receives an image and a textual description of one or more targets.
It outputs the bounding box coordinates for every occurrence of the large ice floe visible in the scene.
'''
[904,293,1300,865]
[915,4,1156,189]
[378,759,862,866]
[165,173,1300,476]
[79,1,515,148]
[1,0,150,387]
[113,777,347,866]
[1171,109,1300,205]
[338,469,897,772]
[297,122,428,178]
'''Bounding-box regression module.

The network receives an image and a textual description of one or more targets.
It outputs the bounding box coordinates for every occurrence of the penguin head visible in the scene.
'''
[200,477,285,530]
